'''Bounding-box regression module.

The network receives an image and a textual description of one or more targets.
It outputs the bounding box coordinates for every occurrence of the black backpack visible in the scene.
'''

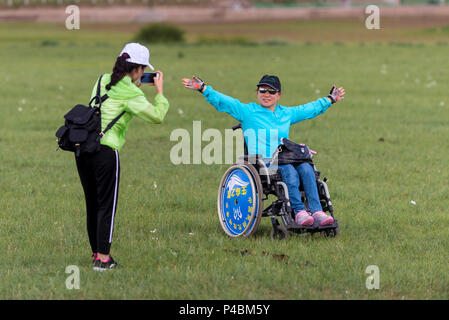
[55,75,125,157]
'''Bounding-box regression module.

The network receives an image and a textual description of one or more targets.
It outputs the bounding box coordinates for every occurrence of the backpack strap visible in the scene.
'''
[96,111,126,142]
[89,74,126,142]
[88,74,109,108]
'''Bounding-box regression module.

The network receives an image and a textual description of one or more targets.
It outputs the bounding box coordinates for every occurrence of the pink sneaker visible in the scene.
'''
[295,210,314,226]
[312,211,334,226]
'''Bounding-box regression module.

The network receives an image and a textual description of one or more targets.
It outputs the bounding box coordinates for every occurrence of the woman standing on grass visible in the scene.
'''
[76,43,169,271]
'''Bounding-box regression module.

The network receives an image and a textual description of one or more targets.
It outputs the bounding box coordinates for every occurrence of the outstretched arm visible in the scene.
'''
[291,86,346,124]
[181,76,249,122]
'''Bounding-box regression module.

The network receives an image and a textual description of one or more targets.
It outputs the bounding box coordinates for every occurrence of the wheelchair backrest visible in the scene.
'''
[231,123,248,156]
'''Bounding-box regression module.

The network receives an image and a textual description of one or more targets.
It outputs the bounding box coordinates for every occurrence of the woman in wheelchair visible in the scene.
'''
[181,74,345,227]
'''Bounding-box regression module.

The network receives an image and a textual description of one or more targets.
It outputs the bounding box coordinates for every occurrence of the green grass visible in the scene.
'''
[1,21,449,299]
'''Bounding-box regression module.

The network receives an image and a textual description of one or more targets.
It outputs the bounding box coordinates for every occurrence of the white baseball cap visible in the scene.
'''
[119,43,154,70]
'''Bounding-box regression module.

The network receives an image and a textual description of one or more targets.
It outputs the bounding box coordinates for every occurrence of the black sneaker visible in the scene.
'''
[93,256,118,272]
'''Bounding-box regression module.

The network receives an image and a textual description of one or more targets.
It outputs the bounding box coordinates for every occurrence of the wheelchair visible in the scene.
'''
[217,124,339,239]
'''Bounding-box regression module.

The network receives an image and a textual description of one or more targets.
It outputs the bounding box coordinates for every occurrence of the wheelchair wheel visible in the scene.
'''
[323,227,339,238]
[217,163,263,237]
[271,222,289,240]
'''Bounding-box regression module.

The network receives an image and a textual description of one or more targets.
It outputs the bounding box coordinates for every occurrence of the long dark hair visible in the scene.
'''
[106,53,145,90]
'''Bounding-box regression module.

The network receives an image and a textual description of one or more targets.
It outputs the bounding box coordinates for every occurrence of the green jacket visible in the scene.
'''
[90,73,169,152]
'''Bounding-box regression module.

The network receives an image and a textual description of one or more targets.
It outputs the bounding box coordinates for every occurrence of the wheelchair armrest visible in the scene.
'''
[238,154,263,162]
[270,172,282,181]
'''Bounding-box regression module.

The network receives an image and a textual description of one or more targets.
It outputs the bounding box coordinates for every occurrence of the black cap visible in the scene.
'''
[257,75,281,92]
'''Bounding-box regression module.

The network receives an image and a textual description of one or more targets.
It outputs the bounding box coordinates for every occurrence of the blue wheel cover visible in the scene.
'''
[220,167,259,236]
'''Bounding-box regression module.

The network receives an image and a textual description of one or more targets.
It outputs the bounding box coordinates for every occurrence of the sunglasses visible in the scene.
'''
[258,88,278,95]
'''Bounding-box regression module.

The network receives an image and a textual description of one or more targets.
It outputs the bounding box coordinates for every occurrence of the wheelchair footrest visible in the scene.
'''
[286,219,339,231]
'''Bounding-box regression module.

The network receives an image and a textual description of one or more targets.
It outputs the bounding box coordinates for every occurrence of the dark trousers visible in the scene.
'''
[75,145,120,255]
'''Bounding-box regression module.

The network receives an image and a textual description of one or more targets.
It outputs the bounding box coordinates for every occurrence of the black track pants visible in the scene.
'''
[75,145,120,255]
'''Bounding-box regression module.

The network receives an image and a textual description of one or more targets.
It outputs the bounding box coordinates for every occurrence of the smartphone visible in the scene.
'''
[141,72,159,84]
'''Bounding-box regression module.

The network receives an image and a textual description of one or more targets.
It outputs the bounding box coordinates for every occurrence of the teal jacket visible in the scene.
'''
[202,86,332,158]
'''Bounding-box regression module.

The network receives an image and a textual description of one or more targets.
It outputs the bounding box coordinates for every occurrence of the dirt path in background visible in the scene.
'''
[1,5,449,24]
[2,5,448,43]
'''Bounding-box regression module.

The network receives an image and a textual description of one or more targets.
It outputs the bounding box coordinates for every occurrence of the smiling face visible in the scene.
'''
[257,85,282,110]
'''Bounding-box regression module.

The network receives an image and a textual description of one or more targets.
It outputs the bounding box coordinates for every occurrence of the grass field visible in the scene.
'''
[1,19,449,300]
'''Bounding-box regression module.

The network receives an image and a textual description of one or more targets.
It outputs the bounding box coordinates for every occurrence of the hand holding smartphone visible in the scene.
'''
[140,72,159,84]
